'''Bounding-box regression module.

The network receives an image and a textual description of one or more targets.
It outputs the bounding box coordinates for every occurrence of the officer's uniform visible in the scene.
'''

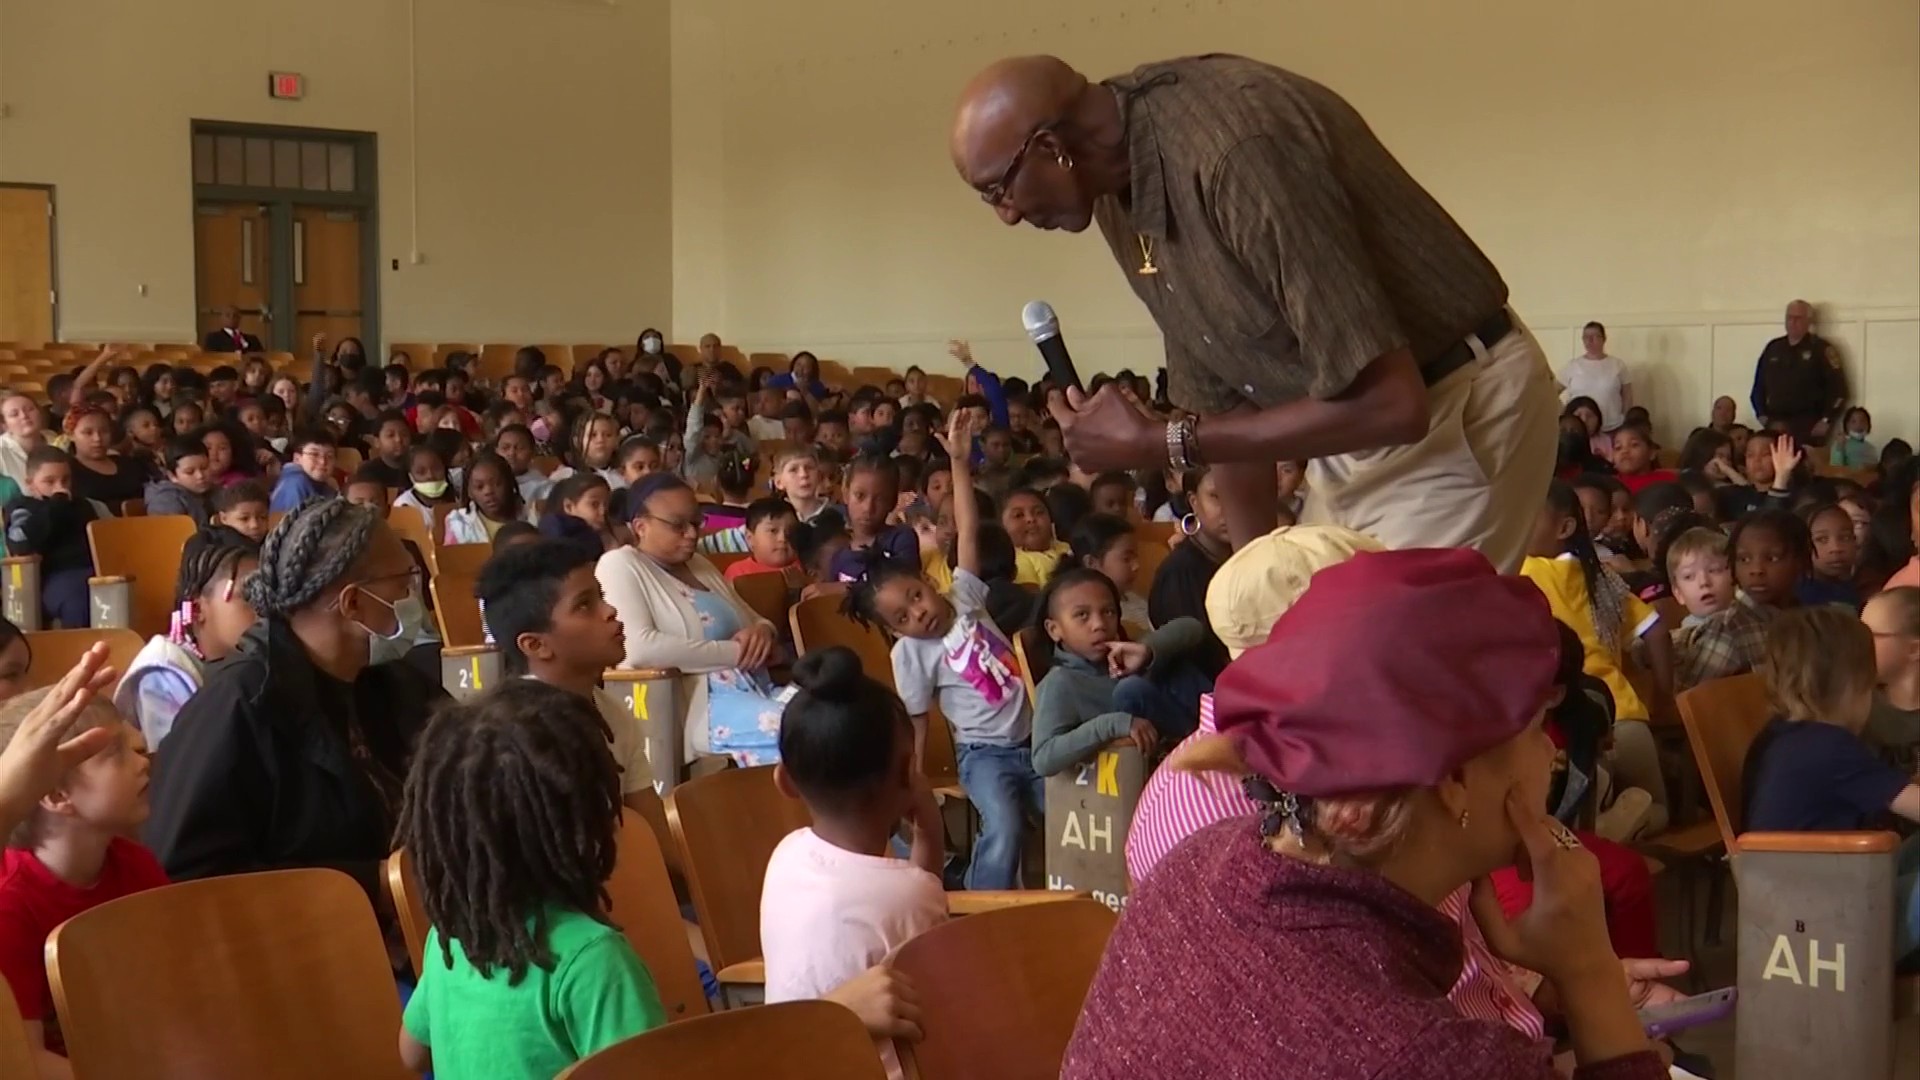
[1750,333,1846,444]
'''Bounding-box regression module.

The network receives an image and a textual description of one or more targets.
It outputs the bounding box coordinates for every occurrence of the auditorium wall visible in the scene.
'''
[0,0,673,348]
[669,0,1920,444]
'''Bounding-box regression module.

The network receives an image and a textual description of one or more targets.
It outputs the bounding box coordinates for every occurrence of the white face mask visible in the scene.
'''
[641,336,663,355]
[355,584,429,665]
[268,436,289,453]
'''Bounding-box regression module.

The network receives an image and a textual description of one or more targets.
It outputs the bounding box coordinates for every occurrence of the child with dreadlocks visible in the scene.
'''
[114,527,259,750]
[1522,480,1677,843]
[395,680,666,1079]
[846,409,1040,890]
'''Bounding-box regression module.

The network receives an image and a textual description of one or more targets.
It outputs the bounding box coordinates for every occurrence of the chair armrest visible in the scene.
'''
[1735,830,1899,854]
[947,890,1090,916]
[603,667,684,681]
[86,575,130,586]
[716,959,765,985]
[441,644,497,659]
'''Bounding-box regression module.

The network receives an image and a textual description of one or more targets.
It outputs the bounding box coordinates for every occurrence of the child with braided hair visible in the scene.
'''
[395,680,665,1079]
[114,527,259,749]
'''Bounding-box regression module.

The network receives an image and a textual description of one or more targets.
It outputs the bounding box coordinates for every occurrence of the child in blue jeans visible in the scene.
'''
[849,411,1039,890]
[4,448,103,627]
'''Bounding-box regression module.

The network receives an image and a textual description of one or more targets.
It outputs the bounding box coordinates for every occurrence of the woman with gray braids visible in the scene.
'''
[145,497,446,905]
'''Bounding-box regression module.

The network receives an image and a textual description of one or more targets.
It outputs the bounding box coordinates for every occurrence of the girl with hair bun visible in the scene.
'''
[760,645,945,1079]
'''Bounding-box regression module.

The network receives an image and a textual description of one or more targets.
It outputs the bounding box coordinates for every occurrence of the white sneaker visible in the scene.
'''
[1596,787,1654,843]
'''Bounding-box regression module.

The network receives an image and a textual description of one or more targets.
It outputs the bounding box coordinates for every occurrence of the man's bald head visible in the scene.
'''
[950,55,1087,176]
[951,55,1125,233]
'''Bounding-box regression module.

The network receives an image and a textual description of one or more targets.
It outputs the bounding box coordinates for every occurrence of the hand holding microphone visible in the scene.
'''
[1025,299,1164,470]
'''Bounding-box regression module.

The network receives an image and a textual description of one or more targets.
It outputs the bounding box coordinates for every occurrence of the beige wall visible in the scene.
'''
[0,0,672,349]
[671,0,1920,443]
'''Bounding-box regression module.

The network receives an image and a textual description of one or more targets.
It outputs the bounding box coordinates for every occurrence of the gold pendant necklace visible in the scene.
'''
[1136,234,1159,276]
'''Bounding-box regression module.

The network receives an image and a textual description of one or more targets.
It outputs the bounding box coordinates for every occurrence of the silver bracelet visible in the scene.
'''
[1167,417,1198,471]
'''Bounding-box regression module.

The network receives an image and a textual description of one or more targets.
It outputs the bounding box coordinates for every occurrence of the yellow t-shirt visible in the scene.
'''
[1520,554,1659,722]
[1013,542,1070,587]
[922,546,955,594]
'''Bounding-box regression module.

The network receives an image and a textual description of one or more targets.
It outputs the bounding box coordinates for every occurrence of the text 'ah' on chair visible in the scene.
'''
[889,898,1118,1080]
[47,868,412,1080]
[557,999,887,1080]
[666,764,812,987]
[86,513,199,638]
[24,628,144,693]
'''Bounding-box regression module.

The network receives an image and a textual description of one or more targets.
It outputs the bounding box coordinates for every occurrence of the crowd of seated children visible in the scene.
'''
[724,498,808,585]
[269,429,337,511]
[1666,526,1773,689]
[1066,512,1150,630]
[1028,566,1210,777]
[394,682,666,1080]
[442,450,533,545]
[539,472,620,555]
[210,480,270,543]
[759,646,945,1080]
[115,527,260,750]
[1522,480,1673,842]
[1739,606,1920,965]
[831,455,917,583]
[494,423,551,506]
[849,411,1040,889]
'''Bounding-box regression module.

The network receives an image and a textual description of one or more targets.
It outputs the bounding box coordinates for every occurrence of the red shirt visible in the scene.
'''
[723,556,792,581]
[1616,469,1678,494]
[0,839,169,1049]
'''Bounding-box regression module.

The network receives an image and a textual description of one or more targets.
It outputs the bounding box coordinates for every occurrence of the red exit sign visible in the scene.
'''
[268,72,305,100]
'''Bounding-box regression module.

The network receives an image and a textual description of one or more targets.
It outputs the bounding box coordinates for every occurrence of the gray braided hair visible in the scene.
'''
[244,498,380,618]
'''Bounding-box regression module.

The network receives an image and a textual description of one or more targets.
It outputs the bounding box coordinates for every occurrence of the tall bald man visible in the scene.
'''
[950,54,1557,568]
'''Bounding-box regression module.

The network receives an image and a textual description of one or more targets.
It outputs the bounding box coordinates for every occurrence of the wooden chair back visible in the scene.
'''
[890,900,1117,1080]
[1133,521,1177,589]
[333,446,363,475]
[789,593,892,687]
[731,570,789,628]
[47,868,411,1080]
[0,980,33,1080]
[119,498,146,517]
[25,628,144,692]
[665,765,812,973]
[430,573,486,648]
[1012,626,1052,703]
[86,513,198,637]
[386,505,438,575]
[605,807,710,1021]
[705,550,749,576]
[1675,672,1773,853]
[434,541,493,579]
[384,846,432,977]
[558,1000,885,1080]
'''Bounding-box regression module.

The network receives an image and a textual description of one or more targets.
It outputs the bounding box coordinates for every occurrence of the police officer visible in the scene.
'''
[1750,299,1847,444]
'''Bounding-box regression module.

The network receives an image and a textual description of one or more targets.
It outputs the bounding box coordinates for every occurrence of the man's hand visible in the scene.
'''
[1048,384,1163,472]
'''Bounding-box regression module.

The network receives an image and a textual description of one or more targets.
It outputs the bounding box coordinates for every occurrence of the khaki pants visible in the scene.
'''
[1303,312,1559,573]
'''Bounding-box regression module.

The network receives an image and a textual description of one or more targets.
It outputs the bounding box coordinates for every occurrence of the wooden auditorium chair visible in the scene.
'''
[557,1000,886,1080]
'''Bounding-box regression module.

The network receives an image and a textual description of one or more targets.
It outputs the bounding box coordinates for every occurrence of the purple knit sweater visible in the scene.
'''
[1062,818,1665,1080]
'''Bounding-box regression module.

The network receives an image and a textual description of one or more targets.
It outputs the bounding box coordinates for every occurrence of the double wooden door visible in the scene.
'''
[194,202,363,350]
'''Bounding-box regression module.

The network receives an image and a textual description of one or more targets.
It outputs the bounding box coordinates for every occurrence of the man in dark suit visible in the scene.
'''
[202,307,263,353]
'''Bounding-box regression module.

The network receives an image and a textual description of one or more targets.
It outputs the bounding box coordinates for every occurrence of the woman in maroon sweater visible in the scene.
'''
[1063,548,1666,1080]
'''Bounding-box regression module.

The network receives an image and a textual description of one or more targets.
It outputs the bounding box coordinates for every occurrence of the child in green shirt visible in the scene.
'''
[395,681,666,1078]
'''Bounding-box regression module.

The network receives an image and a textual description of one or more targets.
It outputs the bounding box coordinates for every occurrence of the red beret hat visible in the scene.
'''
[1213,547,1559,798]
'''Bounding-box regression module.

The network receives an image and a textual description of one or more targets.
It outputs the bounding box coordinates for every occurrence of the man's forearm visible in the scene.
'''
[1191,349,1428,466]
[1213,460,1281,550]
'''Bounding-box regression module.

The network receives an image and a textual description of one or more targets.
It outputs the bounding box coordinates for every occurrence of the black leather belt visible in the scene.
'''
[1423,308,1514,387]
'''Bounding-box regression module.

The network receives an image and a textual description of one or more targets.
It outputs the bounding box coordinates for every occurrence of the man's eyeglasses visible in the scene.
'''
[977,123,1057,207]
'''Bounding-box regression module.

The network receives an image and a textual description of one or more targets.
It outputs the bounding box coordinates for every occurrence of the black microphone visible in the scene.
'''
[1021,300,1083,393]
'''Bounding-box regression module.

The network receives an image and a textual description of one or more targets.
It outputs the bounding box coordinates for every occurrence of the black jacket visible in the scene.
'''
[202,327,263,353]
[4,493,99,573]
[144,619,445,901]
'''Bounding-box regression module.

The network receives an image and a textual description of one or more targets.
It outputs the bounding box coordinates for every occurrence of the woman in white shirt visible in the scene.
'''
[595,472,785,767]
[1557,321,1633,432]
[0,395,52,491]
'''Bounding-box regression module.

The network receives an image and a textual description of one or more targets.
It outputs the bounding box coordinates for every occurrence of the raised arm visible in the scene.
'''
[68,346,118,407]
[939,409,980,577]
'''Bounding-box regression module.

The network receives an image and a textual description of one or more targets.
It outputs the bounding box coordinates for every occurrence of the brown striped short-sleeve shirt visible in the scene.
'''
[1093,55,1508,415]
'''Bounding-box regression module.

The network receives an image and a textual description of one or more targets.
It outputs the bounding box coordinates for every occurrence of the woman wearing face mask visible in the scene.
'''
[634,328,680,385]
[145,499,444,905]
